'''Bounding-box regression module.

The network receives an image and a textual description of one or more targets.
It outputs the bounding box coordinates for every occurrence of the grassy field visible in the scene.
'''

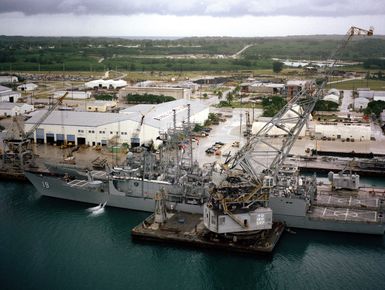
[327,79,385,90]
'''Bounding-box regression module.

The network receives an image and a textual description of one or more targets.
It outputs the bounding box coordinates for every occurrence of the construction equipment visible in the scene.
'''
[2,92,68,168]
[131,106,156,149]
[204,26,374,234]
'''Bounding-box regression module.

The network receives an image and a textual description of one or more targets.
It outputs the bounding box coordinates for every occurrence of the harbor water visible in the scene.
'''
[1,180,385,290]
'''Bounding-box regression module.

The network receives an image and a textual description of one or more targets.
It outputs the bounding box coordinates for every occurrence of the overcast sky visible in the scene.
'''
[0,0,384,37]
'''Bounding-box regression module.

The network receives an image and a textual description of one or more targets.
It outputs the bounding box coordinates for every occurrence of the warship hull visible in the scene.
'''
[269,196,385,235]
[24,171,203,214]
[25,171,385,235]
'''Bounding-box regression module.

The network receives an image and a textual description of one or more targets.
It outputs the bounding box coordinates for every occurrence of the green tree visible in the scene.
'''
[226,92,234,104]
[272,61,284,74]
[262,96,287,117]
[364,100,385,117]
[314,100,339,111]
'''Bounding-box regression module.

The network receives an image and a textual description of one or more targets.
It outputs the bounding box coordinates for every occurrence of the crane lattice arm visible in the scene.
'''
[224,26,374,184]
[25,92,68,139]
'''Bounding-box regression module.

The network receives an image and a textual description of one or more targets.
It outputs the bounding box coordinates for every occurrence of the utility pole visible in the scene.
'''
[239,113,242,135]
[187,104,193,170]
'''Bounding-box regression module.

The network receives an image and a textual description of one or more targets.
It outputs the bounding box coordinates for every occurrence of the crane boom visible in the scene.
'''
[205,26,374,234]
[224,26,374,184]
[25,92,68,139]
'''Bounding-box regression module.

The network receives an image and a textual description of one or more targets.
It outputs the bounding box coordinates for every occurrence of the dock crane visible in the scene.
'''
[204,26,374,234]
[2,92,68,168]
[130,105,156,149]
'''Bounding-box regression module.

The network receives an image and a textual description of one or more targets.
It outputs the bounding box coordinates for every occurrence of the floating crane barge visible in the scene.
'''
[131,26,384,254]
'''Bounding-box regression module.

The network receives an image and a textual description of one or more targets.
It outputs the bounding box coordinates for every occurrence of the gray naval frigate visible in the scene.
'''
[24,157,385,235]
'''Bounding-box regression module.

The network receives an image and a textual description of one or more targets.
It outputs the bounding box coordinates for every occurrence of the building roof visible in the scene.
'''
[25,110,134,127]
[354,98,370,110]
[54,91,91,98]
[328,88,340,96]
[120,99,208,128]
[374,91,385,97]
[87,100,116,106]
[0,102,25,109]
[0,85,11,93]
[380,110,385,122]
[358,90,374,99]
[17,83,38,90]
[287,80,310,87]
[323,94,339,104]
[374,96,385,102]
[85,79,127,88]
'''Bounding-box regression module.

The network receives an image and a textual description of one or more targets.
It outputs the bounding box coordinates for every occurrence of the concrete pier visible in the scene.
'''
[132,212,285,255]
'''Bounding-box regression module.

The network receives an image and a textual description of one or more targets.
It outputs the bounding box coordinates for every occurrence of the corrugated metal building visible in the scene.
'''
[86,100,117,112]
[323,94,340,104]
[25,111,140,146]
[0,85,21,103]
[85,79,127,89]
[0,102,34,117]
[315,123,371,141]
[17,83,38,91]
[120,99,209,130]
[353,97,370,111]
[119,86,191,100]
[54,91,91,99]
[24,100,209,146]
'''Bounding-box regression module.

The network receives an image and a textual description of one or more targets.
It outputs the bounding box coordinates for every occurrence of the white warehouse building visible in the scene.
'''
[0,85,21,103]
[0,102,35,117]
[54,91,91,100]
[17,83,38,91]
[24,99,209,146]
[85,79,127,90]
[25,111,145,146]
[120,99,209,130]
[314,123,371,141]
[353,97,370,111]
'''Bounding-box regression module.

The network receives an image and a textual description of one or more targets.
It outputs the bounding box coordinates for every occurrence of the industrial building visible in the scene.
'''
[85,79,127,89]
[381,110,385,123]
[374,92,385,102]
[0,85,21,103]
[86,100,117,112]
[240,82,285,94]
[286,80,314,98]
[323,94,340,104]
[0,102,34,117]
[358,90,374,99]
[120,99,209,131]
[0,75,18,83]
[25,111,138,146]
[119,86,191,100]
[314,123,371,141]
[353,97,370,111]
[54,91,91,99]
[17,83,38,91]
[25,99,209,146]
[328,88,340,96]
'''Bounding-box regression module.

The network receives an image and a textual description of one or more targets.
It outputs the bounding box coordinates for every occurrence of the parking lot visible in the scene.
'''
[191,108,262,165]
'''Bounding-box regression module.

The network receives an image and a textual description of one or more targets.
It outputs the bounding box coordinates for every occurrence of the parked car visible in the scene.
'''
[205,148,215,154]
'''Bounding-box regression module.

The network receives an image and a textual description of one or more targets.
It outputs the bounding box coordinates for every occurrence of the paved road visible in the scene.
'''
[231,44,254,58]
[340,89,353,113]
